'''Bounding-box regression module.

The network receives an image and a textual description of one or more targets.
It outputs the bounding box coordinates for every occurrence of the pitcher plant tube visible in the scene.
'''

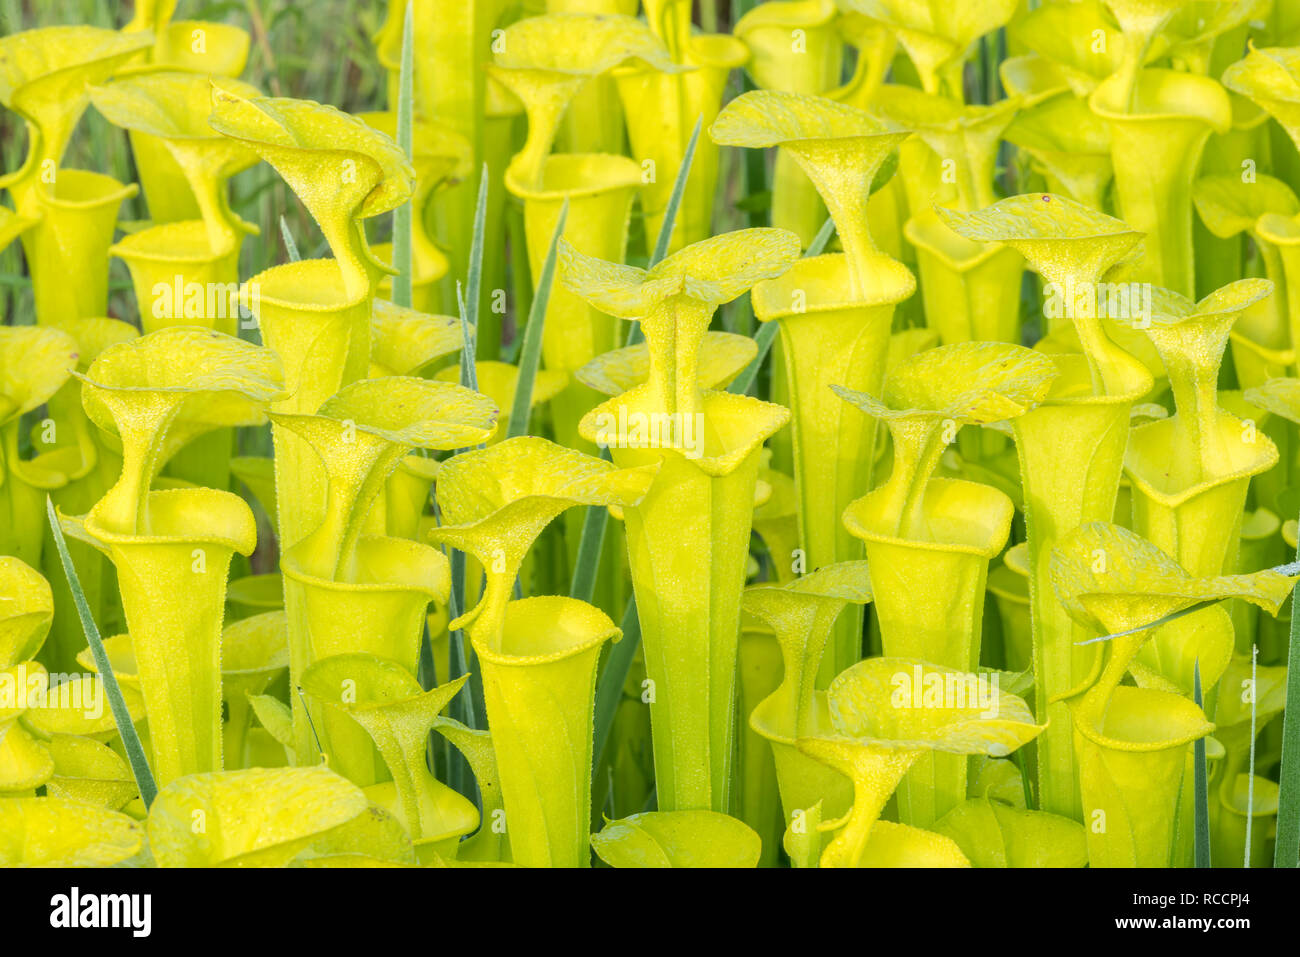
[712,90,911,678]
[70,328,284,785]
[270,375,495,767]
[941,193,1155,819]
[561,227,800,812]
[835,341,1056,825]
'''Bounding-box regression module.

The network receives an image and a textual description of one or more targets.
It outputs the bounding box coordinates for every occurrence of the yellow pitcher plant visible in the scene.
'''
[562,227,798,812]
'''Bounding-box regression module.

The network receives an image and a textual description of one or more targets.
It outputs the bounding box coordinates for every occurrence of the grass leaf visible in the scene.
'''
[1247,645,1259,867]
[649,116,702,270]
[45,497,157,808]
[456,282,479,393]
[592,597,641,774]
[728,321,779,396]
[625,115,702,347]
[569,449,611,604]
[1193,660,1210,868]
[506,199,568,439]
[467,162,488,340]
[806,215,836,256]
[279,215,301,263]
[390,0,414,308]
[1274,582,1300,866]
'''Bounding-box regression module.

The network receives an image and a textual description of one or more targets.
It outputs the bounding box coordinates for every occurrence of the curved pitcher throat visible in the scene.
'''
[636,295,719,422]
[250,261,372,551]
[847,477,1011,647]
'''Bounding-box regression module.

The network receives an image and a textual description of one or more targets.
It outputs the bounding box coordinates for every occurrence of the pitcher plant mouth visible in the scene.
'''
[853,0,1020,100]
[428,436,658,645]
[939,193,1152,397]
[711,90,910,294]
[302,655,478,849]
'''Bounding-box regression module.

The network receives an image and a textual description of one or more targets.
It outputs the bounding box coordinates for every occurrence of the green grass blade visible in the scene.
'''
[467,163,489,335]
[1013,747,1035,810]
[440,177,492,778]
[279,215,301,263]
[726,217,834,397]
[390,0,414,308]
[45,497,157,808]
[506,199,568,439]
[503,204,533,363]
[592,597,641,773]
[625,115,702,347]
[456,281,479,394]
[1247,644,1258,867]
[806,215,836,256]
[728,321,779,396]
[569,448,611,603]
[1193,660,1210,868]
[432,497,477,798]
[650,116,701,269]
[1274,577,1300,866]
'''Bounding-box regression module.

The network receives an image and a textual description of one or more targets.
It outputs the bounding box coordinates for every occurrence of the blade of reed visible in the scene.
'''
[506,199,568,439]
[1276,553,1300,866]
[805,215,836,257]
[45,497,157,808]
[279,215,301,263]
[728,322,779,397]
[1246,645,1259,867]
[625,115,702,347]
[503,204,533,363]
[1193,660,1210,867]
[390,0,414,308]
[466,163,489,347]
[570,447,613,604]
[726,217,834,397]
[441,169,492,767]
[592,597,641,773]
[1013,747,1035,810]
